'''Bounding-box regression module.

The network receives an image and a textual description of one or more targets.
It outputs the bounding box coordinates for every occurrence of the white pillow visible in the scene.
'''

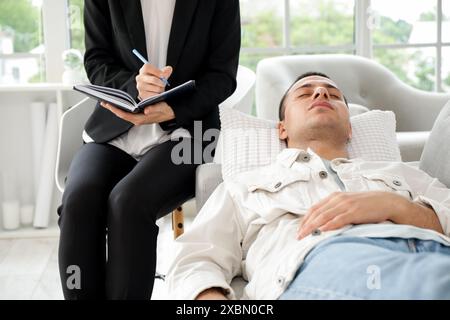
[348,103,370,116]
[219,107,401,180]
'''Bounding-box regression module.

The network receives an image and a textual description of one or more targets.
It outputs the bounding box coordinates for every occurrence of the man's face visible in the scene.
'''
[279,76,352,146]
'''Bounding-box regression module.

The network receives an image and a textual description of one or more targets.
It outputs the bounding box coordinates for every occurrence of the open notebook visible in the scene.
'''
[74,80,196,113]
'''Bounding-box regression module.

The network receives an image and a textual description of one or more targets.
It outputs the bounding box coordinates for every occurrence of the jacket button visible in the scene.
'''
[274,182,282,189]
[299,152,311,162]
[393,180,402,187]
[319,171,328,179]
[312,229,322,236]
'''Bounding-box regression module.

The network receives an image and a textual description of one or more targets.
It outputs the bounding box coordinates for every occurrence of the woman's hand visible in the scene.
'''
[136,64,173,100]
[101,101,175,126]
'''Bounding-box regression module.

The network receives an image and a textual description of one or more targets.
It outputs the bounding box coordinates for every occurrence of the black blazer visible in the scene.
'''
[83,0,241,143]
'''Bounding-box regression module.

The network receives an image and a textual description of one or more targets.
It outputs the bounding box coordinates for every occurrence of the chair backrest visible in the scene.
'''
[219,65,256,114]
[55,98,95,192]
[256,54,450,132]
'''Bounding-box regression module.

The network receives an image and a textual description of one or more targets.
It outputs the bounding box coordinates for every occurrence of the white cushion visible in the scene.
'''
[348,103,369,117]
[219,107,401,180]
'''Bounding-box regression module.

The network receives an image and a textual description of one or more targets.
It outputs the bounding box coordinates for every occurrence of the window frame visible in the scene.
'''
[1,0,70,83]
[2,0,448,91]
[240,0,448,92]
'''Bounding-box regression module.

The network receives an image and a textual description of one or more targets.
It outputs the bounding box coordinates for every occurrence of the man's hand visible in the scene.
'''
[195,288,228,300]
[101,101,175,126]
[136,64,173,100]
[298,192,404,239]
[297,191,444,239]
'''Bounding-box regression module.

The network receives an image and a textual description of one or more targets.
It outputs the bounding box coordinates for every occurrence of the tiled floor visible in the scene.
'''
[0,215,186,300]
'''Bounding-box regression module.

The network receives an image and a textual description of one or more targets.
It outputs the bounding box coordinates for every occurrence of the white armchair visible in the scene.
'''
[255,54,450,162]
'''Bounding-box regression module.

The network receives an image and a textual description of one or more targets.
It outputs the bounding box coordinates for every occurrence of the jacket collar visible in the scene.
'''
[120,0,147,67]
[276,148,353,169]
[167,0,199,69]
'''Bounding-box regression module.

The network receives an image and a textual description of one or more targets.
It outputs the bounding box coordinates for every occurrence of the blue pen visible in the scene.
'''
[132,49,170,86]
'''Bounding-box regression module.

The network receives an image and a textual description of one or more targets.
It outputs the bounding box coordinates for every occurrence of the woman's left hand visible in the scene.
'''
[101,101,175,126]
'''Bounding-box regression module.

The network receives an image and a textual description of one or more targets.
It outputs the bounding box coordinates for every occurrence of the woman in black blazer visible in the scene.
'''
[57,0,240,300]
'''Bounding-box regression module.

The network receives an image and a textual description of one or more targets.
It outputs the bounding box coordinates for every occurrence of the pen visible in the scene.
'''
[132,49,170,86]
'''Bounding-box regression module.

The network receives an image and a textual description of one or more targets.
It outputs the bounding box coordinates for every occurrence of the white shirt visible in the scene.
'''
[83,0,190,160]
[166,148,450,300]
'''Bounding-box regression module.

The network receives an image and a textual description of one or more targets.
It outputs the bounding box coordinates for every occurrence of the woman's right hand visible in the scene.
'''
[136,64,173,100]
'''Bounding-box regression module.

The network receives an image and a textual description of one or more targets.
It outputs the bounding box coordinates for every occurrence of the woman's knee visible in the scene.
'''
[107,185,159,227]
[59,181,108,224]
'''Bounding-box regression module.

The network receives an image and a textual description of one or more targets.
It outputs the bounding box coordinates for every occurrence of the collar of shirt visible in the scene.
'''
[276,148,354,171]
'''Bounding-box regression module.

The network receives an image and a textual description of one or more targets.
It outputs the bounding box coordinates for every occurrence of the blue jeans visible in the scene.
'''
[279,236,450,300]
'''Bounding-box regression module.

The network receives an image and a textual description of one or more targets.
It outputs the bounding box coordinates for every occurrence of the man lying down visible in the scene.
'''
[166,72,450,300]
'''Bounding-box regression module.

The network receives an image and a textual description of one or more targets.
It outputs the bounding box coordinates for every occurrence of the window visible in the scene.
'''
[371,0,449,91]
[444,0,450,42]
[240,0,356,73]
[443,1,450,92]
[289,0,354,48]
[241,0,283,49]
[443,47,450,92]
[0,0,45,84]
[372,0,437,45]
[2,0,449,93]
[374,47,436,91]
[68,0,84,53]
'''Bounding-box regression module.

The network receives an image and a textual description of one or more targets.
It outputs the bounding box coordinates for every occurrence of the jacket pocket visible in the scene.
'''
[247,169,311,193]
[361,173,413,199]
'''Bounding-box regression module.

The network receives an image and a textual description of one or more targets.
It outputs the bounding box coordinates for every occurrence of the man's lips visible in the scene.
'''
[309,101,334,111]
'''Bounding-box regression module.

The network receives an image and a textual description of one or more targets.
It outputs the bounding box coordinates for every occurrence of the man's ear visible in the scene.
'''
[278,121,288,141]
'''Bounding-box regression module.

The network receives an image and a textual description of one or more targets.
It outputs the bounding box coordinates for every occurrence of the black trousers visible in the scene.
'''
[57,139,198,299]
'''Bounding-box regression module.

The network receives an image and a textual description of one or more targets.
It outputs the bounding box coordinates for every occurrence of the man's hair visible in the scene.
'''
[278,72,348,121]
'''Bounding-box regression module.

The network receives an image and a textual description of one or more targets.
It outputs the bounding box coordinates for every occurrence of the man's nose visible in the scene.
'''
[313,87,330,100]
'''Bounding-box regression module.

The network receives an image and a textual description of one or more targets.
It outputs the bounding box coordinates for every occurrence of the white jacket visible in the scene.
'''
[166,148,450,300]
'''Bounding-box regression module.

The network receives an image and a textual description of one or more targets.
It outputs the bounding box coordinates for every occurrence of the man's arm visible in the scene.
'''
[166,183,244,300]
[298,164,450,239]
[390,196,444,234]
[297,191,443,239]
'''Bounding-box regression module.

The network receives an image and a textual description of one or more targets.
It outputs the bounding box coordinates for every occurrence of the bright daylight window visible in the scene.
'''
[68,0,84,53]
[1,0,449,93]
[240,0,355,71]
[371,0,450,92]
[0,0,45,84]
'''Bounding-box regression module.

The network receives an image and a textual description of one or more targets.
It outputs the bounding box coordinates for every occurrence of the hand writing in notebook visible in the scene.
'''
[103,62,175,125]
[101,100,175,126]
[136,64,173,101]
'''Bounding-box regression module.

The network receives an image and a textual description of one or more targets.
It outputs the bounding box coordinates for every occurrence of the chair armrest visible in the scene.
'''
[195,163,223,212]
[406,161,420,168]
[396,131,430,162]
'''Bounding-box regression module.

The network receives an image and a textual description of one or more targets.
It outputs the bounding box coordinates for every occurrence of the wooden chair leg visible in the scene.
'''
[172,206,184,239]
